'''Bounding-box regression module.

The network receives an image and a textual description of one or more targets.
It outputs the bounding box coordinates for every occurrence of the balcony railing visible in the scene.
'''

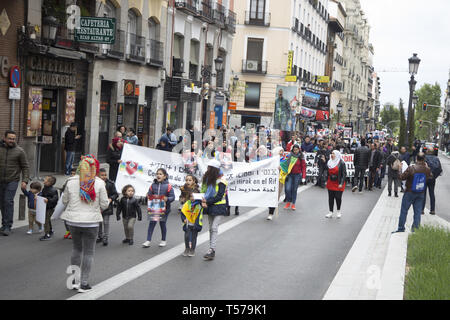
[103,29,125,59]
[146,39,164,67]
[213,3,226,27]
[175,0,199,14]
[225,10,236,34]
[245,11,270,27]
[126,33,145,63]
[292,17,299,32]
[172,57,185,77]
[242,59,267,74]
[199,1,213,22]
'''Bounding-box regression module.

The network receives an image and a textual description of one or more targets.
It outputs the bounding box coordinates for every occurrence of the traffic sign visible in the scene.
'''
[9,66,20,88]
[9,87,20,100]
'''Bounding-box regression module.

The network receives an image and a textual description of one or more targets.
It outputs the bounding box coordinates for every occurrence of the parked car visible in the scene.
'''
[423,142,439,155]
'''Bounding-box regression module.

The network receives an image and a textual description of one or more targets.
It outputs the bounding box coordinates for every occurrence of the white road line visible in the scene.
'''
[68,185,312,300]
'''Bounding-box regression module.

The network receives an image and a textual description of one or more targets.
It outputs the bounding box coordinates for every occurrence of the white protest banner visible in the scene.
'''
[303,152,361,178]
[117,144,280,207]
[36,196,47,224]
[52,193,66,220]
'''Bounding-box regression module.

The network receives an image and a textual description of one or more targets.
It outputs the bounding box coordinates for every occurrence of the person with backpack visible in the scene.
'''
[386,148,401,197]
[422,147,442,215]
[392,152,432,233]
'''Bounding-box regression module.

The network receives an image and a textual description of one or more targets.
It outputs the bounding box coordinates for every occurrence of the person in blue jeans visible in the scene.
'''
[64,123,81,175]
[421,148,442,215]
[283,145,306,211]
[393,153,431,233]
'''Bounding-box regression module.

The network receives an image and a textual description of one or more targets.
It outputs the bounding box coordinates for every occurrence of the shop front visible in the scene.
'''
[25,54,87,173]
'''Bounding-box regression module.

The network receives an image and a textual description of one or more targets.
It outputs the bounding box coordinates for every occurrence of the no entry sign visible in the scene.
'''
[10,66,20,88]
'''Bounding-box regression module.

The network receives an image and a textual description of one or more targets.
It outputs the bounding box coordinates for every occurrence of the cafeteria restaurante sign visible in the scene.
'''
[75,17,116,44]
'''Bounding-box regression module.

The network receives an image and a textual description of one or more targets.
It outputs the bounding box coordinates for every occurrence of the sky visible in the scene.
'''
[359,0,450,109]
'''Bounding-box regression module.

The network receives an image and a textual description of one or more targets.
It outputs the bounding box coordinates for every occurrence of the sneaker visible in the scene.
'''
[283,202,291,209]
[388,192,391,197]
[159,240,167,247]
[266,215,273,221]
[39,233,52,241]
[395,193,399,198]
[182,249,189,256]
[64,231,70,239]
[142,241,151,248]
[71,280,80,290]
[26,229,33,235]
[188,249,195,257]
[2,228,10,236]
[325,212,333,218]
[103,240,108,246]
[235,208,240,216]
[78,284,92,293]
[96,237,102,243]
[430,211,436,215]
[203,249,215,261]
[291,204,296,210]
[38,227,44,234]
[128,240,134,245]
[352,186,358,192]
[336,211,342,219]
[358,191,363,194]
[122,239,130,244]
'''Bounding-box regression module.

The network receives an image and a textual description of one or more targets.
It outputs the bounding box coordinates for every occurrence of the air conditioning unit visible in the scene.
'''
[246,60,259,71]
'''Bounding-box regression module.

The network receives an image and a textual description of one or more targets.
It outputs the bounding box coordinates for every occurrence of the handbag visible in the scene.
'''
[329,174,338,181]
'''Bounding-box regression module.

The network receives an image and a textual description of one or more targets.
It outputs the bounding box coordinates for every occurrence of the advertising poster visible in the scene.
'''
[65,89,76,125]
[274,85,298,132]
[301,89,330,122]
[27,87,43,136]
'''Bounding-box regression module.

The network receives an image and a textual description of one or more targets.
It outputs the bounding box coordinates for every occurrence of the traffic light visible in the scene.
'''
[422,103,427,111]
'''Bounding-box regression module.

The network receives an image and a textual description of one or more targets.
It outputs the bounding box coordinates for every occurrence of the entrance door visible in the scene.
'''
[40,90,60,172]
[98,81,112,161]
[123,104,137,132]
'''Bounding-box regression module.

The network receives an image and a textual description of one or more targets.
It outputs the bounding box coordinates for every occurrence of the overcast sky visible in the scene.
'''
[359,0,450,108]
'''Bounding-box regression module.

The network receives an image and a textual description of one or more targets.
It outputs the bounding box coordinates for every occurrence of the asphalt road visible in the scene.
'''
[0,181,385,300]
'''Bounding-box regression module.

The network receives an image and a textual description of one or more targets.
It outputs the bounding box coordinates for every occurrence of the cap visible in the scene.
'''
[208,159,221,169]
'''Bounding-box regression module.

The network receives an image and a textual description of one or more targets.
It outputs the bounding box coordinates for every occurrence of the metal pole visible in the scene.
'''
[10,100,15,130]
[406,75,416,148]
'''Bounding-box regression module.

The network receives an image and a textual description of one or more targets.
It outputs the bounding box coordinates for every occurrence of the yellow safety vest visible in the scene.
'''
[202,178,228,205]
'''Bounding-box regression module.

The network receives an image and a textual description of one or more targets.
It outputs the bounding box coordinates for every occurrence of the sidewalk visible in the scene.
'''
[323,183,450,300]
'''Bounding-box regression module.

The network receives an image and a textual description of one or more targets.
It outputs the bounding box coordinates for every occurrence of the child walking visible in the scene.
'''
[180,190,203,257]
[39,176,59,241]
[142,168,175,248]
[116,185,142,245]
[98,168,119,246]
[179,174,199,208]
[21,181,44,234]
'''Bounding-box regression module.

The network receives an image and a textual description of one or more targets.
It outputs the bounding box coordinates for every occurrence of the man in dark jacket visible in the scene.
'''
[315,141,329,188]
[98,168,119,245]
[64,123,81,175]
[422,148,442,215]
[0,130,30,235]
[352,138,370,193]
[386,149,401,197]
[399,146,410,165]
[368,142,383,191]
[393,152,432,233]
[301,136,314,153]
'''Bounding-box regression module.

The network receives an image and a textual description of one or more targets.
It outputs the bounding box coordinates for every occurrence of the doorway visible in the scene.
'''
[40,89,61,172]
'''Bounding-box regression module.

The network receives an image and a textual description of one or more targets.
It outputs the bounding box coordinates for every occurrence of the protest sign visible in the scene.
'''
[36,196,47,224]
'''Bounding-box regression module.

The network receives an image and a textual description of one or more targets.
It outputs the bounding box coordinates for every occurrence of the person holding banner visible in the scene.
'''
[267,146,285,220]
[201,160,228,261]
[325,150,347,219]
[281,145,306,211]
[107,138,127,182]
[142,168,175,248]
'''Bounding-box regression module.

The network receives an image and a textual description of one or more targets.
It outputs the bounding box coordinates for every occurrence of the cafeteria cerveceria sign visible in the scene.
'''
[74,17,116,44]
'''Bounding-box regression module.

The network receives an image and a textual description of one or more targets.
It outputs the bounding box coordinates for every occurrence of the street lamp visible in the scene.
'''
[336,102,343,125]
[214,57,224,73]
[406,53,421,148]
[42,15,58,42]
[357,110,361,135]
[348,107,353,124]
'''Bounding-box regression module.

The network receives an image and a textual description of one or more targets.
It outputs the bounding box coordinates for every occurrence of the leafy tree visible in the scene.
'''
[398,99,406,148]
[414,83,442,141]
[380,103,400,132]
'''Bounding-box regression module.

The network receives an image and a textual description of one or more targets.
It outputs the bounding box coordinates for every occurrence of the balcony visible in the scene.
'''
[292,17,299,33]
[175,0,199,15]
[126,33,145,63]
[225,10,236,34]
[245,11,271,27]
[199,1,213,22]
[242,59,267,74]
[103,29,125,59]
[164,77,201,102]
[172,58,184,77]
[213,3,226,28]
[146,39,164,67]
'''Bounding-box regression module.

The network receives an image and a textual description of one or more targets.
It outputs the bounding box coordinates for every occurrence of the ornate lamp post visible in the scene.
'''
[406,53,421,148]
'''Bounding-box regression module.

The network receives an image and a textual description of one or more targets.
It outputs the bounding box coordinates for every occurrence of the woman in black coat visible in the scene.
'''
[107,137,126,182]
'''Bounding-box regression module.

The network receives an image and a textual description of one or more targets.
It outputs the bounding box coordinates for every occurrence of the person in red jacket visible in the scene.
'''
[325,150,347,219]
[283,144,306,211]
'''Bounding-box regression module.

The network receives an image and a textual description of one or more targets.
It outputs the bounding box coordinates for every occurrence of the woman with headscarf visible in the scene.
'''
[107,137,126,182]
[325,150,347,219]
[61,155,109,292]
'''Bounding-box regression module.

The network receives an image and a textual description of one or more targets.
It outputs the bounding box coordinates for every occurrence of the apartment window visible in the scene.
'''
[244,82,261,109]
[250,0,266,20]
[189,40,200,80]
[247,38,264,62]
[104,0,117,19]
[128,10,137,35]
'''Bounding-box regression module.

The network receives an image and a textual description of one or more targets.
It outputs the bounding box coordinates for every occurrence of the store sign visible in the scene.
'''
[124,80,135,97]
[285,75,297,82]
[286,50,293,76]
[117,103,124,125]
[183,84,201,95]
[26,56,76,88]
[317,76,330,83]
[74,17,116,44]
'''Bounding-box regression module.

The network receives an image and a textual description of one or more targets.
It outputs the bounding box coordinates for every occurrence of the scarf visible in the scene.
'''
[77,155,98,203]
[327,150,342,169]
[111,137,126,150]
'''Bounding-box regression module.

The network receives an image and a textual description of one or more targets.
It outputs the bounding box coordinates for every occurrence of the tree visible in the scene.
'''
[414,83,442,141]
[380,103,400,133]
[398,99,406,148]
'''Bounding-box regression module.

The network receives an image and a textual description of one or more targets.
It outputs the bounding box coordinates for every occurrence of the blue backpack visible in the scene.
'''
[411,171,426,193]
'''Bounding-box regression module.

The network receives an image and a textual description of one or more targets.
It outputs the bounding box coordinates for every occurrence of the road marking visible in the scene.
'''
[68,185,312,300]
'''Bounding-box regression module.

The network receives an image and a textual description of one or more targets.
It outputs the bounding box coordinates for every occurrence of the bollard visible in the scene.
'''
[19,194,26,220]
